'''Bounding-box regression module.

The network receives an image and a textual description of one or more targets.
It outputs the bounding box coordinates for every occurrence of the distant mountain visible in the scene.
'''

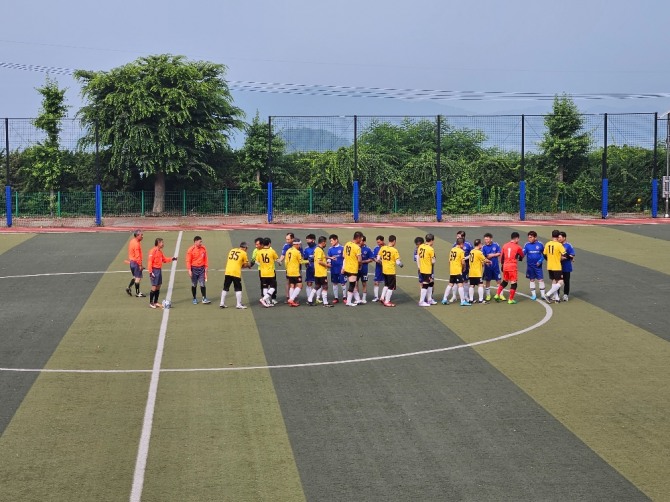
[277,127,352,153]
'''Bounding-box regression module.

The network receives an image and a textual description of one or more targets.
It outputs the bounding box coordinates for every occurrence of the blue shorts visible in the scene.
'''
[483,265,500,282]
[130,261,143,279]
[374,267,384,283]
[330,271,342,285]
[150,269,163,287]
[305,267,315,283]
[526,266,544,280]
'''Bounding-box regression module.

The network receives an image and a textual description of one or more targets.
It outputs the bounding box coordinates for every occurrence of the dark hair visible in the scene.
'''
[552,229,560,238]
[425,233,434,242]
[457,230,465,238]
[318,235,327,244]
[528,230,537,237]
[262,237,271,246]
[353,231,363,240]
[155,237,163,246]
[306,233,316,240]
[376,235,384,241]
[194,235,202,242]
[240,241,248,249]
[483,232,493,239]
[388,234,397,242]
[254,237,263,244]
[559,231,567,238]
[329,234,338,240]
[133,229,143,237]
[474,238,481,247]
[456,237,464,245]
[511,232,520,239]
[414,236,424,245]
[361,235,367,242]
[286,232,295,239]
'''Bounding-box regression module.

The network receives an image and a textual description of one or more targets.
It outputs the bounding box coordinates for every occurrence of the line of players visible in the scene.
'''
[217,229,574,309]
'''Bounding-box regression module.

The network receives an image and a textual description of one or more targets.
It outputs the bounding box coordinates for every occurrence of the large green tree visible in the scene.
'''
[75,54,244,213]
[539,94,591,183]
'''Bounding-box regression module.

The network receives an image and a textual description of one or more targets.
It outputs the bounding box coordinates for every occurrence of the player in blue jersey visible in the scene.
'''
[302,233,317,302]
[558,231,575,302]
[356,235,375,303]
[523,230,546,301]
[371,235,385,302]
[327,234,344,303]
[482,233,502,301]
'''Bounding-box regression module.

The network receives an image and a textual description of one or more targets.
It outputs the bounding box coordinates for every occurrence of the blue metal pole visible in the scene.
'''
[5,185,12,227]
[436,181,442,222]
[267,182,273,223]
[519,180,526,221]
[601,178,609,219]
[651,179,658,218]
[353,180,359,223]
[95,185,102,226]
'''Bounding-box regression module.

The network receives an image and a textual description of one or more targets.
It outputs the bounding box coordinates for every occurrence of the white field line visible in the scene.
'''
[129,231,183,502]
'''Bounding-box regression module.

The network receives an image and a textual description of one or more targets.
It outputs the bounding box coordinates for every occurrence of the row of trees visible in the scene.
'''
[3,54,665,214]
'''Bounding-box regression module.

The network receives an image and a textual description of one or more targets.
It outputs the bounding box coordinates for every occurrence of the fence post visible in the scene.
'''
[651,179,658,217]
[57,191,61,218]
[182,189,186,216]
[436,181,442,222]
[519,181,526,221]
[353,181,359,223]
[141,190,145,217]
[652,112,658,218]
[520,114,525,221]
[95,185,102,226]
[5,185,11,227]
[267,182,273,223]
[602,113,609,218]
[309,187,313,214]
[224,188,228,216]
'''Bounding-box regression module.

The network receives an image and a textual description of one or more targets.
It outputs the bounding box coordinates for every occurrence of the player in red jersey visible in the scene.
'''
[495,232,524,304]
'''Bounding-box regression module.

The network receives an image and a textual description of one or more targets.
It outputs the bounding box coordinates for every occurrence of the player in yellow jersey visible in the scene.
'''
[543,229,567,304]
[258,238,280,307]
[417,233,437,307]
[468,239,491,304]
[442,238,470,306]
[378,234,403,307]
[307,236,334,307]
[219,242,251,309]
[285,238,304,307]
[342,231,363,307]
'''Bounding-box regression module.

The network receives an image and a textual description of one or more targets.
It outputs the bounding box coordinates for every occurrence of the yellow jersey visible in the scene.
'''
[417,243,435,275]
[343,241,362,274]
[314,246,328,278]
[224,247,249,278]
[543,240,566,271]
[257,247,279,278]
[448,246,465,276]
[379,245,400,275]
[285,247,303,277]
[468,248,486,279]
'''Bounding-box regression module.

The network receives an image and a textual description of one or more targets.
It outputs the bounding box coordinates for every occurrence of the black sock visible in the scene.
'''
[128,279,135,289]
[191,286,197,299]
[200,286,207,298]
[154,290,160,303]
[135,282,140,294]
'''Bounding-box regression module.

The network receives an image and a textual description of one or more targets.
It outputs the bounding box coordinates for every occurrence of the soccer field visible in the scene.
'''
[0,223,669,502]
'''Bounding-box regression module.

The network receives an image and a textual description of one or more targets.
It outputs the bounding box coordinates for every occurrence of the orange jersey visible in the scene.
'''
[147,246,172,273]
[501,242,524,272]
[186,244,208,269]
[128,238,143,266]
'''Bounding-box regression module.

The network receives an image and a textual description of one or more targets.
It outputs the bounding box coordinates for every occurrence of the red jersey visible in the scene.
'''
[147,246,172,273]
[501,241,524,272]
[186,244,208,270]
[128,237,143,266]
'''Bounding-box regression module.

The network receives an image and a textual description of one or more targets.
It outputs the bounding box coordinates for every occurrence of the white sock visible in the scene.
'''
[458,286,466,302]
[478,286,484,301]
[374,285,379,298]
[381,286,388,300]
[321,289,328,304]
[235,291,242,306]
[427,287,433,302]
[469,286,474,302]
[443,285,452,301]
[220,290,227,305]
[419,289,427,303]
[385,289,393,302]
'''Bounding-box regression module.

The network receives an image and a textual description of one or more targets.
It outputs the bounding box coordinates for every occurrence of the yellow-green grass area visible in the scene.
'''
[420,225,670,501]
[0,230,304,501]
[0,232,35,254]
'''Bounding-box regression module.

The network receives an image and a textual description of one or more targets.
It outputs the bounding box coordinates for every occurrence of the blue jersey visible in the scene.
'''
[523,241,545,270]
[373,245,383,280]
[281,243,291,257]
[482,242,501,268]
[455,240,473,273]
[360,244,374,275]
[562,242,575,272]
[327,244,344,274]
[303,243,316,270]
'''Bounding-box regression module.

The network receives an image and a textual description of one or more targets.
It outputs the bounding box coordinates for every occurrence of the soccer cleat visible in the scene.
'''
[460,301,472,306]
[288,299,299,307]
[125,288,132,296]
[220,304,227,308]
[507,299,517,304]
[562,294,569,302]
[202,298,211,304]
[346,301,358,307]
[485,294,491,301]
[192,298,199,305]
[418,302,431,307]
[357,299,367,304]
[493,295,501,302]
[316,298,323,304]
[441,299,449,305]
[149,303,157,309]
[306,301,316,306]
[322,303,334,308]
[478,300,489,304]
[543,296,553,304]
[382,301,396,307]
[136,292,146,298]
[450,296,457,303]
[332,299,339,304]
[429,299,438,305]
[530,293,537,301]
[259,298,270,307]
[271,299,278,305]
[371,297,379,302]
[236,305,247,309]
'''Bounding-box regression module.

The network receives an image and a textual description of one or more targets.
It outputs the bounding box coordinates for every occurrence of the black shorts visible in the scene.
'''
[287,275,303,286]
[469,277,482,286]
[548,270,563,281]
[383,274,397,290]
[315,276,328,288]
[260,276,277,290]
[223,275,242,292]
[357,271,368,282]
[150,269,163,287]
[419,273,433,284]
[344,271,358,281]
[449,274,464,284]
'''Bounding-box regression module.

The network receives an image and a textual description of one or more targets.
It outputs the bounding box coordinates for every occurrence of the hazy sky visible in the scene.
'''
[2,0,670,120]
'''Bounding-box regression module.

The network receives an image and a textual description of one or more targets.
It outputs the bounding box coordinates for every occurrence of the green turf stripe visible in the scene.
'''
[0,233,35,254]
[143,231,305,502]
